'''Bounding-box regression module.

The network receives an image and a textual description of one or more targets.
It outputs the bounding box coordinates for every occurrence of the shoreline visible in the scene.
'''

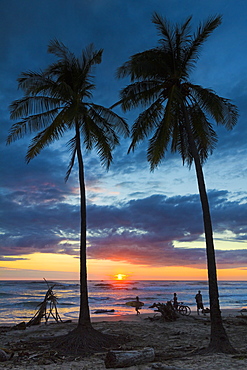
[0,307,245,327]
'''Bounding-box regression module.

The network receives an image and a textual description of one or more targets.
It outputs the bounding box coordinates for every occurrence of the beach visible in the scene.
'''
[1,309,247,369]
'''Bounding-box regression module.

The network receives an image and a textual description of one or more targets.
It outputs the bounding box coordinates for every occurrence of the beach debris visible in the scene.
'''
[93,309,115,314]
[26,278,63,326]
[0,349,8,362]
[0,348,14,362]
[11,321,27,330]
[149,301,178,321]
[105,347,155,368]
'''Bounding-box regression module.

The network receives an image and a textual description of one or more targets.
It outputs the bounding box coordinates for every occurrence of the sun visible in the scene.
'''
[115,273,127,281]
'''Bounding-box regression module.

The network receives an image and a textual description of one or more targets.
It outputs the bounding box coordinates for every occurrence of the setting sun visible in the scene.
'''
[115,273,127,280]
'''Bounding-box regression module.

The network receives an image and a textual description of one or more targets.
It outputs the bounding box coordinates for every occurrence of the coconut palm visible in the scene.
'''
[115,14,238,353]
[7,40,128,354]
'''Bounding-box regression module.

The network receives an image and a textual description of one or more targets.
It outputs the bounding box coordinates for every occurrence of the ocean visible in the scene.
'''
[0,280,246,324]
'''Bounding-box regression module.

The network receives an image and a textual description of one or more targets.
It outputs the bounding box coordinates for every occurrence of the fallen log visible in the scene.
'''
[105,347,155,368]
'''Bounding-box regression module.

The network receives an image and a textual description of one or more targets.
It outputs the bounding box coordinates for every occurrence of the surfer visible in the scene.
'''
[125,297,144,314]
[135,296,141,315]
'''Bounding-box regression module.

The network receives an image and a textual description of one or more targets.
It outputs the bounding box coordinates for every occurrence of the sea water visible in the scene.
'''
[0,280,246,324]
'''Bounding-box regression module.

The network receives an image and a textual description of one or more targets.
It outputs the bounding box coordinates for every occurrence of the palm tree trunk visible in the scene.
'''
[192,152,236,353]
[75,122,92,328]
[182,105,236,353]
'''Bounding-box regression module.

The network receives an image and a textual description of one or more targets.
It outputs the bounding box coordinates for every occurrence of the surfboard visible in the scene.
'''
[125,300,144,308]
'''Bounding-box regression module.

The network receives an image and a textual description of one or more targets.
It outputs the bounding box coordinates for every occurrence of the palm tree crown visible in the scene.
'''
[116,13,237,170]
[8,39,128,176]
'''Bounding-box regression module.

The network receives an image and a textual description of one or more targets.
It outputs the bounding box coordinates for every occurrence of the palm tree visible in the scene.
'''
[115,14,238,353]
[7,40,129,354]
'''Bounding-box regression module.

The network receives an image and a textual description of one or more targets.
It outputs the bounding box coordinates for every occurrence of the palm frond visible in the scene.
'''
[7,107,61,144]
[65,135,77,182]
[47,39,72,60]
[83,113,114,169]
[80,44,103,79]
[128,99,164,153]
[147,91,178,170]
[9,96,61,120]
[152,13,174,54]
[187,104,218,164]
[90,103,129,137]
[182,15,222,73]
[190,84,238,128]
[117,49,170,81]
[87,106,120,148]
[147,117,172,171]
[25,111,69,162]
[17,71,49,94]
[119,80,163,111]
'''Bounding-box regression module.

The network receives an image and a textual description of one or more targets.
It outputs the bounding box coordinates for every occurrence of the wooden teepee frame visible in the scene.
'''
[27,279,63,326]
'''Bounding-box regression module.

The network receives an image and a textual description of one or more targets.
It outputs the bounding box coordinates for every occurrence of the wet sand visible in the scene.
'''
[1,309,247,369]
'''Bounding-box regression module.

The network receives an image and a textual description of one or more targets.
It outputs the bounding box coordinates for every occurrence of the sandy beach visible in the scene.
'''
[1,309,247,369]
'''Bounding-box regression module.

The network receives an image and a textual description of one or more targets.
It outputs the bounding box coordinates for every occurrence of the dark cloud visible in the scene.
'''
[1,187,246,269]
[86,191,247,269]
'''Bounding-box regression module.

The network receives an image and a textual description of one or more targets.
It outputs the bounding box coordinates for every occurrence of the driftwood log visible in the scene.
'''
[149,301,178,321]
[105,347,155,368]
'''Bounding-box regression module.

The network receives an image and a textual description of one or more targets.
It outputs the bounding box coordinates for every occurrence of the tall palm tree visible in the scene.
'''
[7,40,129,354]
[115,14,238,353]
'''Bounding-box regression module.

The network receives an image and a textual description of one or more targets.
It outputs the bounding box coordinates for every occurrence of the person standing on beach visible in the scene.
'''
[135,296,141,315]
[173,293,178,310]
[195,290,204,315]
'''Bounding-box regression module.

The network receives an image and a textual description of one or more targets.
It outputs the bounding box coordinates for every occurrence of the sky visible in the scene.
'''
[0,0,246,281]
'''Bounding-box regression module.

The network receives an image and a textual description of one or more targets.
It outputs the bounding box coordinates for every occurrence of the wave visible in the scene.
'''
[89,297,110,301]
[1,280,247,324]
[94,283,114,288]
[4,301,40,308]
[0,292,16,297]
[57,302,76,306]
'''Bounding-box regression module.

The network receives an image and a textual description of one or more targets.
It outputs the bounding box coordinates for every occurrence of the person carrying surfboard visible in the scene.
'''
[135,296,141,315]
[125,296,144,315]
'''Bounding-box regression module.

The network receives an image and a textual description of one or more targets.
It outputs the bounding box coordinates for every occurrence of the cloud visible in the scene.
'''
[0,257,29,262]
[86,191,247,268]
[1,185,246,269]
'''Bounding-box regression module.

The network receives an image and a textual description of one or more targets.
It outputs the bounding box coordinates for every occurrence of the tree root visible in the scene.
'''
[52,324,125,356]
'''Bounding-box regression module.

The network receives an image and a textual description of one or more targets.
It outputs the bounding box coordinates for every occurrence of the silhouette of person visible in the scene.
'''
[173,293,178,310]
[195,290,204,315]
[135,296,141,315]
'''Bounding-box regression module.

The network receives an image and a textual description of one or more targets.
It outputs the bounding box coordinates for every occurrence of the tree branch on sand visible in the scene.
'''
[149,302,178,321]
[27,279,63,327]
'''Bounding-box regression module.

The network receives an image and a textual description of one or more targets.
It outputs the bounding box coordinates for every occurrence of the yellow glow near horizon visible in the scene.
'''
[115,273,127,280]
[1,253,247,280]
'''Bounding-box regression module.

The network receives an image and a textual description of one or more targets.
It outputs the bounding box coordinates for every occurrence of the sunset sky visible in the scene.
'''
[0,0,247,281]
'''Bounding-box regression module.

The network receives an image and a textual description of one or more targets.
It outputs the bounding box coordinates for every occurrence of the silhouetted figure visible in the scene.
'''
[135,296,141,315]
[173,293,178,310]
[195,290,204,315]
